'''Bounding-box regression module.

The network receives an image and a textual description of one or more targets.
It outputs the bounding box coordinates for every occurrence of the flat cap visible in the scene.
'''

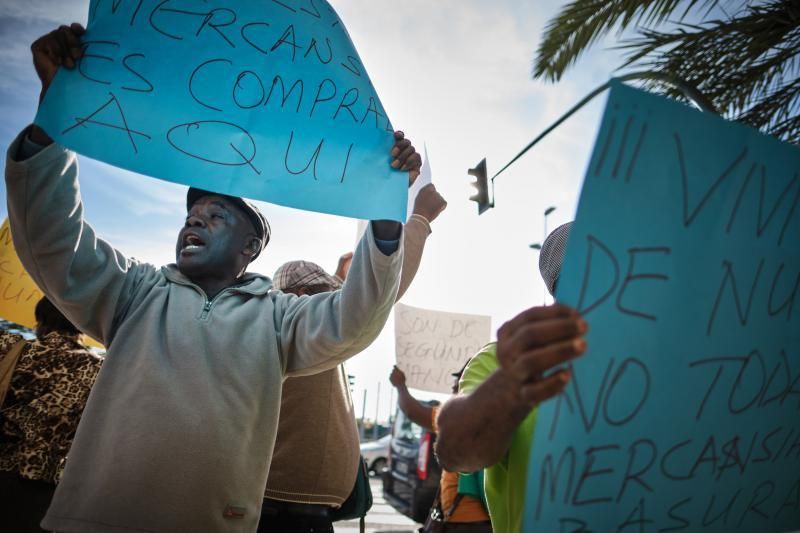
[273,261,342,292]
[187,187,271,260]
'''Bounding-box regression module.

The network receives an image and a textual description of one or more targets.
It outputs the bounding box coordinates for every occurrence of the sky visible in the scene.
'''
[0,0,625,424]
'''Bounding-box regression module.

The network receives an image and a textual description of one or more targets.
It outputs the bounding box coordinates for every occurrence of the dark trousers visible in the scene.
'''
[0,470,55,532]
[443,521,493,532]
[258,498,335,533]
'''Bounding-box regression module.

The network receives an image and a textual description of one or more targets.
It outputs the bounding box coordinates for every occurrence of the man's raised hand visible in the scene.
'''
[495,304,588,408]
[412,183,447,223]
[389,366,407,388]
[334,252,353,281]
[31,23,85,100]
[391,131,422,186]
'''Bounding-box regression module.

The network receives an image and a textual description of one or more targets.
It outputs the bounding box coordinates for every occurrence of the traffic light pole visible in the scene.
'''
[469,72,716,213]
[467,158,493,214]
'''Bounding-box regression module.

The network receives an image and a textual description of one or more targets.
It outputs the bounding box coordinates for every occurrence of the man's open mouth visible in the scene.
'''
[181,233,206,253]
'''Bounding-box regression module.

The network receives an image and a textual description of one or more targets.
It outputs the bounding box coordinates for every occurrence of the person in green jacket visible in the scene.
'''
[435,222,583,532]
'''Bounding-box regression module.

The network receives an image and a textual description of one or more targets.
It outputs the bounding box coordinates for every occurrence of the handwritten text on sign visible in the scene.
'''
[394,303,491,394]
[524,82,800,532]
[0,219,44,328]
[35,0,406,221]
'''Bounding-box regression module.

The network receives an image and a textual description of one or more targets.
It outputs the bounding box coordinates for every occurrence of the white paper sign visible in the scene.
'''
[406,144,433,217]
[394,303,492,393]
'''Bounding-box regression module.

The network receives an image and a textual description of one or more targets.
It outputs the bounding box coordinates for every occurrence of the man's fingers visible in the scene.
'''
[496,305,586,371]
[55,26,84,68]
[498,304,580,341]
[390,138,411,167]
[389,131,420,181]
[34,24,84,65]
[511,338,586,382]
[519,370,571,407]
[31,24,85,95]
[54,27,72,61]
[31,39,52,63]
[30,36,45,54]
[401,152,422,172]
[434,199,448,216]
[391,138,411,157]
[39,33,62,66]
[504,317,587,359]
[396,144,416,165]
[64,28,84,61]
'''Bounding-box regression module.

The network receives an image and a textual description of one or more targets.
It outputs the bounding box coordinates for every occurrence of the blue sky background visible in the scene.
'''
[0,0,628,422]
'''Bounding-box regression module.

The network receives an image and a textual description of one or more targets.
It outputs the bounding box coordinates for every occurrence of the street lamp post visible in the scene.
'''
[373,381,381,440]
[360,389,367,440]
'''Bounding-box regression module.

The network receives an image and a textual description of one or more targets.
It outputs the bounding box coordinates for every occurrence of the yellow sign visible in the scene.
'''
[0,219,103,349]
[0,219,43,328]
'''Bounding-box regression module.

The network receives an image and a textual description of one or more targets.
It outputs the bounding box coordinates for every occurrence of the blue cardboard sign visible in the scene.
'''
[35,0,406,221]
[524,82,800,532]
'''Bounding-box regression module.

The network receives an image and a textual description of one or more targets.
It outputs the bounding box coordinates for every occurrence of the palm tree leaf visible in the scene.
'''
[538,0,800,142]
[534,0,716,81]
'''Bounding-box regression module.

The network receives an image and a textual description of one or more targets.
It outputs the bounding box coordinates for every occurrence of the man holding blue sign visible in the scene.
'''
[34,1,414,222]
[436,223,585,533]
[5,22,420,533]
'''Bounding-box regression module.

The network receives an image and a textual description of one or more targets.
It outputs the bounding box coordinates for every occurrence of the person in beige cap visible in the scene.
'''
[260,183,447,533]
[435,221,587,533]
[271,259,347,297]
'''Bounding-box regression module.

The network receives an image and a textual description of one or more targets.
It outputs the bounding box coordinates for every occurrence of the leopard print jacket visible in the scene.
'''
[0,331,102,484]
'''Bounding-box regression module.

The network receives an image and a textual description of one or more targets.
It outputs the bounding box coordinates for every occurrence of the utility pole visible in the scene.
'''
[373,381,381,440]
[359,389,367,441]
[388,387,395,425]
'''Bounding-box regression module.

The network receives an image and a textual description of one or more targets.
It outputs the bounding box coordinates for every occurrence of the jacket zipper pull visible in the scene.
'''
[200,300,212,319]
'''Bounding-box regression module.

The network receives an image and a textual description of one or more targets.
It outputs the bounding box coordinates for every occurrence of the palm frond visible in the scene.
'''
[536,0,800,142]
[534,0,715,81]
[619,0,800,142]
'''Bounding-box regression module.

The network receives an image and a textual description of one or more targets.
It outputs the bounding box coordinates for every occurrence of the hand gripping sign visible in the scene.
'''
[524,81,800,533]
[36,0,407,221]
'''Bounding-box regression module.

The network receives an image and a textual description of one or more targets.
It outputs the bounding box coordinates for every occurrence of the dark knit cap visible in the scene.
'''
[539,222,573,296]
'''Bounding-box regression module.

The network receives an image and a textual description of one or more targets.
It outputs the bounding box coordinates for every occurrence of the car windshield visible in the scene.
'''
[392,407,423,444]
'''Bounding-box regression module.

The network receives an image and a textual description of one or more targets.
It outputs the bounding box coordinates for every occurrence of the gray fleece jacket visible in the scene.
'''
[4,130,403,533]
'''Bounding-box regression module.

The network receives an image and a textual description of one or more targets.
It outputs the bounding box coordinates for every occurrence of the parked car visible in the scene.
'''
[382,402,441,523]
[360,434,391,475]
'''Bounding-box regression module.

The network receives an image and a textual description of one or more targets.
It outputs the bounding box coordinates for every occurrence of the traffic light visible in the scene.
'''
[468,158,493,214]
[347,374,355,393]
